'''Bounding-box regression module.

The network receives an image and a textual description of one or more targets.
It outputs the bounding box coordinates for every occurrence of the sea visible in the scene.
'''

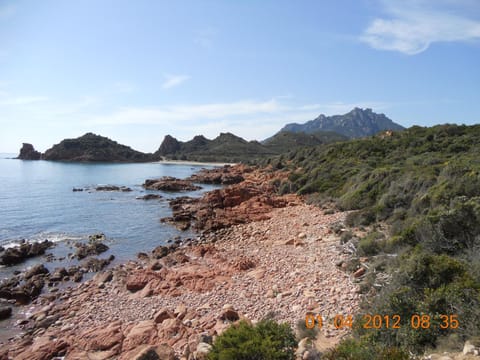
[0,153,219,279]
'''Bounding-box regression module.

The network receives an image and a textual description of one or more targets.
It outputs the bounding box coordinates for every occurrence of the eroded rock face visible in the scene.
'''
[187,165,245,185]
[161,165,296,232]
[17,143,41,160]
[143,177,201,192]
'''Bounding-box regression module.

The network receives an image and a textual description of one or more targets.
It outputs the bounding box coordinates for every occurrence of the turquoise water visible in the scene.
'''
[0,154,217,276]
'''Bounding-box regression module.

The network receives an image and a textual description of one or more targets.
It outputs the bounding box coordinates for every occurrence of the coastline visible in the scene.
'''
[155,159,237,167]
[0,164,360,359]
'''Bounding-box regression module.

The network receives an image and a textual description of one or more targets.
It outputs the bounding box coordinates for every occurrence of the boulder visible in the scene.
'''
[93,271,113,284]
[24,264,49,279]
[77,322,124,353]
[0,306,12,320]
[50,267,68,282]
[153,308,175,324]
[0,240,53,266]
[120,344,175,360]
[81,256,114,272]
[75,238,109,260]
[122,320,158,352]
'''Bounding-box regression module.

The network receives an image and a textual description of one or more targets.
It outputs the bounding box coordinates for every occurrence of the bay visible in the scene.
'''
[0,154,218,278]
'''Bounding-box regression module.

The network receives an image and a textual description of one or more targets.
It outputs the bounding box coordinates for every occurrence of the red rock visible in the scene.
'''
[119,344,175,360]
[353,267,366,278]
[13,336,68,360]
[122,320,158,352]
[76,322,124,353]
[126,272,155,292]
[154,308,175,324]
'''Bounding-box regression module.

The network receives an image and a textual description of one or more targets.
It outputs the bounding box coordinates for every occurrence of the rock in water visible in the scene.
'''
[17,143,41,160]
[0,240,54,266]
[75,234,109,259]
[143,177,202,192]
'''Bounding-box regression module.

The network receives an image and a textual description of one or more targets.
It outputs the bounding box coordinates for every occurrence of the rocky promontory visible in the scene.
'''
[16,143,41,160]
[24,133,153,162]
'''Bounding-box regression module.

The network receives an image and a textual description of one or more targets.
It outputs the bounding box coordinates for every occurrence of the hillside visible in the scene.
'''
[42,133,152,162]
[261,124,480,353]
[155,132,275,162]
[263,130,348,153]
[155,131,346,163]
[279,107,405,138]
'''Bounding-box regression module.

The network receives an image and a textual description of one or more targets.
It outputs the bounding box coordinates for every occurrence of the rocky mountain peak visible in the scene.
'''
[157,135,181,156]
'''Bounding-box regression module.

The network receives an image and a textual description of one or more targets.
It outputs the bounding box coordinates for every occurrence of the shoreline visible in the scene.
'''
[155,159,237,167]
[0,165,360,359]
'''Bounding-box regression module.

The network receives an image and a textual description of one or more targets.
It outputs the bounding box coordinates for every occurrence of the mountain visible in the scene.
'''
[155,132,277,163]
[279,107,404,138]
[262,131,348,153]
[42,133,152,162]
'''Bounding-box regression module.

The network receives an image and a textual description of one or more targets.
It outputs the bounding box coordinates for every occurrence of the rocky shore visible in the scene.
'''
[0,165,362,359]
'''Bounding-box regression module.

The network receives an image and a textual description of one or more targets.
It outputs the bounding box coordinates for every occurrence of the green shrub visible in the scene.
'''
[358,232,385,256]
[208,319,296,360]
[322,338,409,360]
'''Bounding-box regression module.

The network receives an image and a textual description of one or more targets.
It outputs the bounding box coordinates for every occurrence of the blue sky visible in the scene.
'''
[1,0,479,153]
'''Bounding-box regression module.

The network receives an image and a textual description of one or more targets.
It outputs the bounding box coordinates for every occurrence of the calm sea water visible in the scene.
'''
[0,154,218,278]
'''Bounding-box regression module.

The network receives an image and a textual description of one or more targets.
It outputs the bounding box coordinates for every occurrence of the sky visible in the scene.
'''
[0,0,479,153]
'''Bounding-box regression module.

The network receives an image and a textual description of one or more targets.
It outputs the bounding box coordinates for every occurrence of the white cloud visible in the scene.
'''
[85,99,389,141]
[361,0,480,54]
[161,74,190,89]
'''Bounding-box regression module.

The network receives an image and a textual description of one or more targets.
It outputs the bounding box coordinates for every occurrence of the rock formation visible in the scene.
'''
[42,132,152,162]
[279,107,405,138]
[17,143,41,160]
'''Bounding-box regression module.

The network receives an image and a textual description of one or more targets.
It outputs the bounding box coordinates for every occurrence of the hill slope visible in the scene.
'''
[280,107,404,138]
[262,130,347,153]
[263,124,480,353]
[43,133,152,162]
[155,131,346,163]
[155,132,274,162]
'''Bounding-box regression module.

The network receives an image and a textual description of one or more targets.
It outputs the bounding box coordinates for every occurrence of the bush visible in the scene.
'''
[322,338,409,360]
[358,232,385,256]
[208,319,297,360]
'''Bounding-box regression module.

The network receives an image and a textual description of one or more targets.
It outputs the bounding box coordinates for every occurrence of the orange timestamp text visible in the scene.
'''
[305,314,459,330]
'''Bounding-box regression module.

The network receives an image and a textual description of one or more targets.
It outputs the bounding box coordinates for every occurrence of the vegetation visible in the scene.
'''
[155,131,346,163]
[42,132,152,162]
[207,319,297,360]
[258,124,480,354]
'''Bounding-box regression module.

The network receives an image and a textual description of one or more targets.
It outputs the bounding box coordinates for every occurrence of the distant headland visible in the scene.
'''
[17,108,404,163]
